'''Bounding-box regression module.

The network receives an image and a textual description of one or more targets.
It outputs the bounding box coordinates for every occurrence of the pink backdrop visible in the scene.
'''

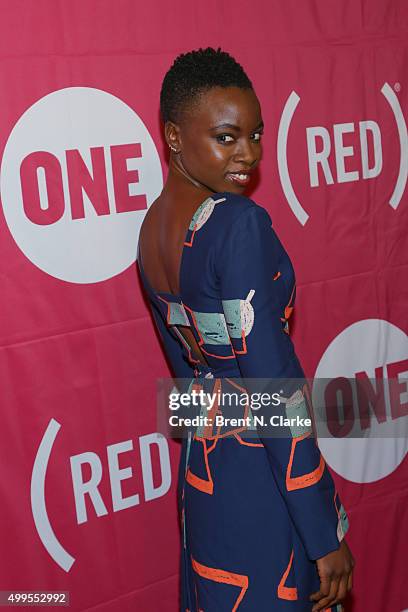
[0,1,407,611]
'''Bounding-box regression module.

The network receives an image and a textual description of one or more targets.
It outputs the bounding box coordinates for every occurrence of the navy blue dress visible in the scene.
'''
[138,192,348,611]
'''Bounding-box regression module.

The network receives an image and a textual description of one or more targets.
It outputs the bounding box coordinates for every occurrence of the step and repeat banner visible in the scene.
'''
[0,1,407,611]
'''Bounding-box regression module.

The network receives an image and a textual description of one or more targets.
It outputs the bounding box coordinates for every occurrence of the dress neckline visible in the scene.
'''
[137,192,227,301]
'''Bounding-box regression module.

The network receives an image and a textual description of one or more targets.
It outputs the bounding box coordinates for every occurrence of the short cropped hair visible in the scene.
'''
[160,47,253,124]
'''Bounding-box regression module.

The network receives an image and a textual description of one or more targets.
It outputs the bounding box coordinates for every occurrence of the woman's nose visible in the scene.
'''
[233,138,258,165]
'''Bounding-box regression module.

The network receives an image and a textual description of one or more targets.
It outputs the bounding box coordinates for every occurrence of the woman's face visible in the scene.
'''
[167,86,263,194]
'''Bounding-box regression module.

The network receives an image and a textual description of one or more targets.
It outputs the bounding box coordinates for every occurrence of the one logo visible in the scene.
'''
[30,419,171,571]
[278,83,407,224]
[0,87,162,283]
[313,319,408,483]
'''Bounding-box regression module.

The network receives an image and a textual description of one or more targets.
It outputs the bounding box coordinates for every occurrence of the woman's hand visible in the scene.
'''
[309,539,355,611]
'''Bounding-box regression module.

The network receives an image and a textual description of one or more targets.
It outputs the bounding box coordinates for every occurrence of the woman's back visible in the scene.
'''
[138,191,297,379]
[138,189,216,368]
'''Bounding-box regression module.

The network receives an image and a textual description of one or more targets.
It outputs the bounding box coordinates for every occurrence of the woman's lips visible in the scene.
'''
[225,172,251,186]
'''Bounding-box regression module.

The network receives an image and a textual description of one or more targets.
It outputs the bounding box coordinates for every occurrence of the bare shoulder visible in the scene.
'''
[139,197,161,245]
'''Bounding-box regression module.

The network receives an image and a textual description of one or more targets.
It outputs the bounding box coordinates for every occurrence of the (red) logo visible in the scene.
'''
[277,83,407,225]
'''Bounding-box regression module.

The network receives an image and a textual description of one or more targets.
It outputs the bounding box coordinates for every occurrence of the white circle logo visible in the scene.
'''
[314,319,408,483]
[1,87,163,283]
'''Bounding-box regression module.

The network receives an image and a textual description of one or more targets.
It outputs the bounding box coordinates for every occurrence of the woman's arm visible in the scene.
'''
[217,202,354,610]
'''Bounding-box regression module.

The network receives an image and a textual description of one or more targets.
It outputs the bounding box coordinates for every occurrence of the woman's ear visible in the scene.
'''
[165,121,181,154]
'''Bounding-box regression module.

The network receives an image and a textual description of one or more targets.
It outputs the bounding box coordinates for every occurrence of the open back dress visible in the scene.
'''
[137,191,348,612]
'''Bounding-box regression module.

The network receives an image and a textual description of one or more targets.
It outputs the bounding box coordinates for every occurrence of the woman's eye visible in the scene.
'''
[216,134,235,143]
[251,132,263,142]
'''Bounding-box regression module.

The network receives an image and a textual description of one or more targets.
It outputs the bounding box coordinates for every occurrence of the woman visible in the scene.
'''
[138,48,354,611]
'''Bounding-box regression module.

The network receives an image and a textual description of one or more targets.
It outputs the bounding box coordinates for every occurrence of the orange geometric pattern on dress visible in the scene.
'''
[200,348,236,360]
[183,303,236,360]
[282,283,296,322]
[233,433,263,448]
[196,422,253,442]
[193,378,253,442]
[284,305,294,319]
[196,377,261,442]
[287,282,296,308]
[186,438,214,495]
[277,549,298,600]
[156,296,202,365]
[206,434,220,454]
[333,489,341,518]
[157,295,171,324]
[195,415,222,445]
[191,556,249,612]
[173,327,201,365]
[191,382,204,400]
[203,378,221,438]
[184,226,197,248]
[286,432,326,491]
[232,329,248,355]
[225,378,247,393]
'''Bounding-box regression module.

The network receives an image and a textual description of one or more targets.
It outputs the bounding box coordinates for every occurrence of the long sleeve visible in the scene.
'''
[216,203,349,561]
